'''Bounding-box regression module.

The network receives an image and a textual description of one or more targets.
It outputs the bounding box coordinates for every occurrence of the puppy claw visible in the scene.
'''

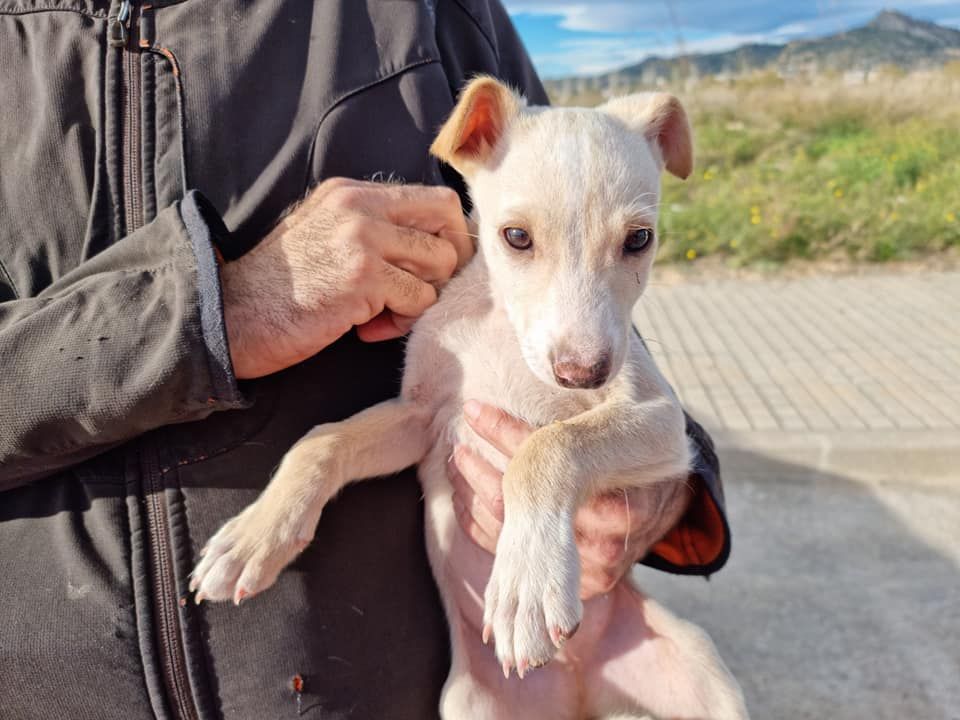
[550,625,563,648]
[484,517,582,679]
[550,621,580,648]
[502,660,512,679]
[194,591,206,605]
[482,623,492,645]
[190,494,323,606]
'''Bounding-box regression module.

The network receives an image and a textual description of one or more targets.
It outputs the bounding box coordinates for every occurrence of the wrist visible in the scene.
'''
[220,260,259,379]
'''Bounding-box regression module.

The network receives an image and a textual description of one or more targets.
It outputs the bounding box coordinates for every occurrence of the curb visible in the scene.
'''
[710,429,960,487]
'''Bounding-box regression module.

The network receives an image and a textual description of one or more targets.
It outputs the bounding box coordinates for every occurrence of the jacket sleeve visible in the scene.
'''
[640,411,731,576]
[0,191,247,491]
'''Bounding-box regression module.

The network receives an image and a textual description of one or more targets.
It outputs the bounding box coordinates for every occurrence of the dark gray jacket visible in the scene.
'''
[0,1,729,718]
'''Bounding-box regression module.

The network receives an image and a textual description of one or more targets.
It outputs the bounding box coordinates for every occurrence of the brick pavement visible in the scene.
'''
[633,271,960,478]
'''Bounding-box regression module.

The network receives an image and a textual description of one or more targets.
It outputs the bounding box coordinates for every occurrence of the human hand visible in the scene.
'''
[221,178,472,379]
[449,401,691,599]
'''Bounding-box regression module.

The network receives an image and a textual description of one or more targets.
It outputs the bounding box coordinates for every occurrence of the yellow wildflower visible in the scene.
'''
[834,188,844,198]
[947,212,957,223]
[686,248,697,261]
[729,238,741,249]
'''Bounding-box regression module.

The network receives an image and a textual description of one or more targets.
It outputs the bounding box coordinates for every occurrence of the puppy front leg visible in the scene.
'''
[484,399,690,677]
[191,399,430,604]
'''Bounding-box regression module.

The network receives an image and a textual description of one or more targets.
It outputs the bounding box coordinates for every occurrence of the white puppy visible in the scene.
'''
[192,77,749,720]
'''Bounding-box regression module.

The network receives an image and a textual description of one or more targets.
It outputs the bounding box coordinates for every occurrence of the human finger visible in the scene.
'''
[452,489,498,555]
[378,184,473,267]
[462,401,533,458]
[356,310,417,343]
[372,220,459,284]
[376,262,439,319]
[450,446,506,524]
[576,491,634,539]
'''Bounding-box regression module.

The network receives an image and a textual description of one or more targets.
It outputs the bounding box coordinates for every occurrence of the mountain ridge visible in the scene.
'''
[546,10,960,87]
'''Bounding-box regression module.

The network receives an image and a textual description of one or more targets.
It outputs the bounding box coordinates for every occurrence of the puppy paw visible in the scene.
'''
[189,496,320,605]
[483,514,582,678]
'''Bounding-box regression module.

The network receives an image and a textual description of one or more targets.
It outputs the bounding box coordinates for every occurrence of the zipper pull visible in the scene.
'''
[109,0,131,48]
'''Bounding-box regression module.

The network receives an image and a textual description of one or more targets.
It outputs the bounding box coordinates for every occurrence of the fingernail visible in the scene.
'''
[395,315,416,333]
[463,400,481,421]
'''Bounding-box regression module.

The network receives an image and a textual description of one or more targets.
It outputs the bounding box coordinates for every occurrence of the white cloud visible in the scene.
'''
[506,2,671,33]
[506,0,960,35]
[509,1,960,77]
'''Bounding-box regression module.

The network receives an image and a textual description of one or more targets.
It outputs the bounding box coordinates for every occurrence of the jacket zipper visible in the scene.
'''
[111,3,199,719]
[111,0,143,234]
[142,446,199,720]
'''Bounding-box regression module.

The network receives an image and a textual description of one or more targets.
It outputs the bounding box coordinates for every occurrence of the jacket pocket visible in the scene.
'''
[0,9,106,295]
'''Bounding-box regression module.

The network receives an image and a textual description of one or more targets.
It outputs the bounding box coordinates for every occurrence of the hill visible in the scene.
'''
[546,10,960,90]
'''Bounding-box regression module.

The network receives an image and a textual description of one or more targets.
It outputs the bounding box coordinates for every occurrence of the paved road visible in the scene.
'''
[633,460,960,720]
[631,271,960,719]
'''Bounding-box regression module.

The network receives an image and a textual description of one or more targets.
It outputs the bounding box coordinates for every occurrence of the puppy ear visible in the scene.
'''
[600,93,693,179]
[430,76,522,175]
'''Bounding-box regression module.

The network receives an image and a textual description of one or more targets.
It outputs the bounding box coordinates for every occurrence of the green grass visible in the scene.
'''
[555,71,960,266]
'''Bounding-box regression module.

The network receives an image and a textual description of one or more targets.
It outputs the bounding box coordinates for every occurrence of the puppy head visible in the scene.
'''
[432,77,693,390]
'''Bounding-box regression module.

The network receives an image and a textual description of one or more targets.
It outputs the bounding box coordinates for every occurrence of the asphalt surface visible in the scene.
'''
[633,447,960,719]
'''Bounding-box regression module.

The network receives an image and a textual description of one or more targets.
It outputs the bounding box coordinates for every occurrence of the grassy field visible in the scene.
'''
[552,68,960,266]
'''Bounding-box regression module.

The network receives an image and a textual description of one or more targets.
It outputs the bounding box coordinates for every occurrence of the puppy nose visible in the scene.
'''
[552,355,610,389]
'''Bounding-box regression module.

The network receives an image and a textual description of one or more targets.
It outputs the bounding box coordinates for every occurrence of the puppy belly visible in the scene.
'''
[420,447,743,720]
[576,581,747,720]
[424,490,664,720]
[578,584,697,719]
[420,454,579,719]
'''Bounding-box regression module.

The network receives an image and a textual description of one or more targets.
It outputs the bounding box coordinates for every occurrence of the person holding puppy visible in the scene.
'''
[0,1,729,717]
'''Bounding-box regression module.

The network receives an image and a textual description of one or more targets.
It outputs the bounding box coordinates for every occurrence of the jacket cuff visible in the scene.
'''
[179,190,244,407]
[639,415,731,577]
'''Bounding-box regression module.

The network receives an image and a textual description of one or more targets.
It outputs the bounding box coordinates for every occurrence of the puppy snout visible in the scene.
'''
[552,354,610,389]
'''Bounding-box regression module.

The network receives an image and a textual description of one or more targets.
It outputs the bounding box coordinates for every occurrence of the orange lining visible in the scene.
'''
[649,475,725,568]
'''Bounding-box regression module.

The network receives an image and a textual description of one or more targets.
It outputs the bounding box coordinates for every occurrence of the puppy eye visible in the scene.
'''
[502,227,532,251]
[624,228,654,254]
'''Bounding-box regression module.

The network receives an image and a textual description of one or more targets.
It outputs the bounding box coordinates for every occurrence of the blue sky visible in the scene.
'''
[504,1,960,77]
